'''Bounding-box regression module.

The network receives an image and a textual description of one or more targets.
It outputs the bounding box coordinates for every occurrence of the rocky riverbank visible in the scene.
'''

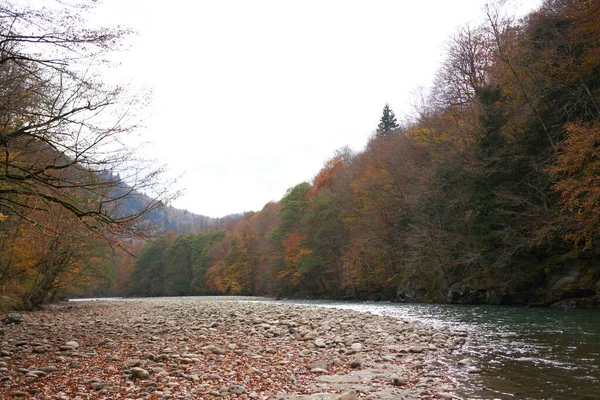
[0,297,465,399]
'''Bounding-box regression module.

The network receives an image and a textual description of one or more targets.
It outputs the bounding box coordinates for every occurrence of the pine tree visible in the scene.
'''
[377,103,399,136]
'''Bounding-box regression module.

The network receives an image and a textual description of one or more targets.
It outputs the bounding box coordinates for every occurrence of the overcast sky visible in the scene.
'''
[90,0,542,218]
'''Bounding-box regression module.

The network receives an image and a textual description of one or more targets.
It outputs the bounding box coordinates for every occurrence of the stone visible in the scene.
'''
[350,358,362,368]
[124,358,142,368]
[337,391,360,400]
[314,338,327,348]
[436,392,455,399]
[229,385,246,394]
[308,360,328,370]
[91,382,112,391]
[391,376,407,386]
[32,346,47,354]
[65,340,79,348]
[41,365,58,373]
[350,343,362,352]
[130,367,150,379]
[2,313,22,325]
[409,346,425,353]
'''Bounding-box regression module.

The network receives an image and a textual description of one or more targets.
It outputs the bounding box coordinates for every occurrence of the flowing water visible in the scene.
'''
[273,300,600,400]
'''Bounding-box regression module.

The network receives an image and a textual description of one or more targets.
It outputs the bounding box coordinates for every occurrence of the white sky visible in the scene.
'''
[90,0,542,218]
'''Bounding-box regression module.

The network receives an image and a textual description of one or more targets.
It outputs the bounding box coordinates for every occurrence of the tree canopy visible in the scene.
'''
[0,0,175,309]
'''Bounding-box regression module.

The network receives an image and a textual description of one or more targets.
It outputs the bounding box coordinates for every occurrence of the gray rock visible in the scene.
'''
[229,385,246,394]
[350,358,362,368]
[337,391,360,400]
[32,346,47,354]
[436,392,455,399]
[65,340,79,348]
[130,367,150,379]
[124,358,142,368]
[409,346,425,353]
[2,313,22,325]
[350,343,362,352]
[391,376,407,386]
[314,338,327,348]
[247,367,260,375]
[91,382,113,391]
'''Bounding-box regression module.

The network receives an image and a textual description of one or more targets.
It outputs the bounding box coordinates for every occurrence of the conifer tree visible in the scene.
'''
[377,103,399,135]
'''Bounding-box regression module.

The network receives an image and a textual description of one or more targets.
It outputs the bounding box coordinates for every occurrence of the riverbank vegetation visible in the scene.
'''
[127,0,600,307]
[0,0,176,310]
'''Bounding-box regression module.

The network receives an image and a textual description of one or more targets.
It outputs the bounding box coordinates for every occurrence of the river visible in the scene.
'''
[270,300,600,400]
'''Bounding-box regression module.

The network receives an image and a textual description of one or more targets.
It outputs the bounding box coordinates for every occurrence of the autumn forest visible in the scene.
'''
[2,0,600,309]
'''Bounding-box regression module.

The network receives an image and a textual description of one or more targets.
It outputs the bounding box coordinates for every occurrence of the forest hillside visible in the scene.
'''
[125,0,600,307]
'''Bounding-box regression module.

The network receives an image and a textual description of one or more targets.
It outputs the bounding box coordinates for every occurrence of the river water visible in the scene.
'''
[272,300,600,400]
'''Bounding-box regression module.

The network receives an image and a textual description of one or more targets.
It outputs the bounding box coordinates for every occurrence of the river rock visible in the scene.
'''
[229,385,246,394]
[338,391,360,400]
[130,367,150,379]
[409,346,425,353]
[391,376,407,386]
[350,343,362,352]
[350,358,363,368]
[1,313,21,325]
[124,359,143,368]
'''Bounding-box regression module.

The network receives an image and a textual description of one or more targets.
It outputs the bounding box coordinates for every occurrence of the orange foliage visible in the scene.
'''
[548,122,600,250]
[310,154,346,198]
[279,232,311,285]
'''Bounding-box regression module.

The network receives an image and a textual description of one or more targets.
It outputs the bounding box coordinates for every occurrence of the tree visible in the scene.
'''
[0,0,176,308]
[0,1,175,239]
[377,103,399,135]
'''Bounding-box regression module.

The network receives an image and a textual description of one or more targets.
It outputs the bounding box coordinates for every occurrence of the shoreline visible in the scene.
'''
[1,297,463,399]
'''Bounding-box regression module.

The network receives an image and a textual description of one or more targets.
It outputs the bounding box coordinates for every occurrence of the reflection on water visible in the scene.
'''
[274,300,600,400]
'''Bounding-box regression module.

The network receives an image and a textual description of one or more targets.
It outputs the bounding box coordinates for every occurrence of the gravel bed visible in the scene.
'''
[0,297,465,399]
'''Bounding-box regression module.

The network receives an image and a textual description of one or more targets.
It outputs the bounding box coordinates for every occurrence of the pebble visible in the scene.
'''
[229,385,247,394]
[338,391,360,400]
[391,376,407,386]
[350,358,362,368]
[130,367,150,379]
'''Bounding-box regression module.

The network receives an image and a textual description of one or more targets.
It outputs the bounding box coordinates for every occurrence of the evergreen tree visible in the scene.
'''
[377,103,399,135]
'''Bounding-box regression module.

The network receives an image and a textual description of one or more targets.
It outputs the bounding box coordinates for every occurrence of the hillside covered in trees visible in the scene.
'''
[126,0,600,307]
